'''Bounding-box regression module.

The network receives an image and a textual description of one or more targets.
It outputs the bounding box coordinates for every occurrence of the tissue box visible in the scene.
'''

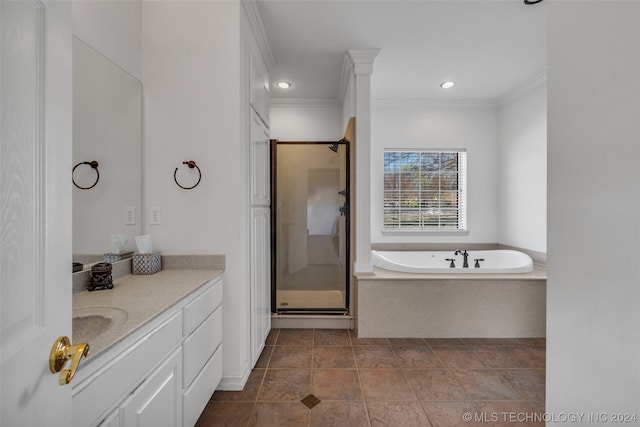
[103,251,134,263]
[132,252,161,275]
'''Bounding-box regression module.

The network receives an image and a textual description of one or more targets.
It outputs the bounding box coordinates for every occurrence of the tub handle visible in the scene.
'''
[474,258,485,268]
[445,258,456,268]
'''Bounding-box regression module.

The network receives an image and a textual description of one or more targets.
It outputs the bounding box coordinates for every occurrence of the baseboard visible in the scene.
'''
[218,365,251,391]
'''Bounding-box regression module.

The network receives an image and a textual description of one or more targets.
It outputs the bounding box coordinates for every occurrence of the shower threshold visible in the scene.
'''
[276,308,349,316]
[276,289,346,312]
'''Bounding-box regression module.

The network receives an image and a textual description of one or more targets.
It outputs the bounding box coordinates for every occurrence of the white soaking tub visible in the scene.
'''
[371,249,533,274]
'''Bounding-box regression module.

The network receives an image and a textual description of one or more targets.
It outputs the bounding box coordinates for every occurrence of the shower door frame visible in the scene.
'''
[270,139,351,314]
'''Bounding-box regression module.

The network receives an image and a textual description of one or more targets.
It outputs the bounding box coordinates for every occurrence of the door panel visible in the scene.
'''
[273,142,349,312]
[1,1,73,424]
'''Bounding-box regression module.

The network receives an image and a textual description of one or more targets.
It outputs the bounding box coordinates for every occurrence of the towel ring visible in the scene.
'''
[72,161,100,190]
[174,160,201,190]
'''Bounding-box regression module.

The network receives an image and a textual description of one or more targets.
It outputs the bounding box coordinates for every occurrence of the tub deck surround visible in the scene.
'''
[73,269,223,364]
[368,264,547,281]
[355,266,546,339]
[372,249,534,274]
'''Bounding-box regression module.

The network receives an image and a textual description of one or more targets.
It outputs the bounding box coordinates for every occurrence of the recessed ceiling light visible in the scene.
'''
[440,81,455,89]
[277,81,292,89]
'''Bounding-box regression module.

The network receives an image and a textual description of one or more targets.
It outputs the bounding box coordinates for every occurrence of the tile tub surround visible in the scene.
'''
[355,266,546,338]
[73,269,223,363]
[196,329,545,426]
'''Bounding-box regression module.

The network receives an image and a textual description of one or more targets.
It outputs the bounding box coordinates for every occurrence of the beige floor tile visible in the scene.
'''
[354,346,400,369]
[313,345,356,369]
[359,369,417,401]
[314,329,351,346]
[312,369,362,401]
[367,401,432,427]
[248,402,309,427]
[310,401,369,427]
[269,345,312,369]
[257,368,311,402]
[405,369,468,401]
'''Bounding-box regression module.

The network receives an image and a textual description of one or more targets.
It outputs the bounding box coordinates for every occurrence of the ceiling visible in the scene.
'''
[257,0,546,102]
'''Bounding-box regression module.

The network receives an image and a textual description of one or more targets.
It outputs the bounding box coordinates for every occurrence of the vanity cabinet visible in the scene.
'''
[73,275,223,427]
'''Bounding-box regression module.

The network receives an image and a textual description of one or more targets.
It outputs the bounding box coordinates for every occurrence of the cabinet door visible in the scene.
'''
[250,110,270,206]
[250,207,271,366]
[122,348,182,427]
[99,409,121,427]
[249,49,269,125]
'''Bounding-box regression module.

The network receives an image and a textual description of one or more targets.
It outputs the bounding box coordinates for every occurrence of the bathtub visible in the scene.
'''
[371,249,533,274]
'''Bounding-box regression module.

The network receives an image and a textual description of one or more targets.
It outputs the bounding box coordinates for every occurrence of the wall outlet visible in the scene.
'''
[150,207,161,225]
[125,207,136,225]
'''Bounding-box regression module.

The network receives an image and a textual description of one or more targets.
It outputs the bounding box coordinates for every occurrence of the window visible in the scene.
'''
[383,150,467,231]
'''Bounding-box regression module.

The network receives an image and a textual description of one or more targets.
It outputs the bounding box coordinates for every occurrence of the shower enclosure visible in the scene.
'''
[271,140,350,314]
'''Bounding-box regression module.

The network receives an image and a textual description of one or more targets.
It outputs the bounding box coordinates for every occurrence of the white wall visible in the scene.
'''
[270,102,343,141]
[547,2,640,419]
[497,80,546,253]
[142,0,249,385]
[371,101,498,244]
[72,0,141,80]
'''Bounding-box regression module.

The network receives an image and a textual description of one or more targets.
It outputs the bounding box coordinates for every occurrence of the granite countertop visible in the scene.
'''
[73,269,223,362]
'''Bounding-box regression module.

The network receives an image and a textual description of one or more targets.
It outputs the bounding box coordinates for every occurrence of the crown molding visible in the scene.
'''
[241,0,275,70]
[498,69,547,106]
[338,54,354,104]
[373,98,497,109]
[270,97,342,108]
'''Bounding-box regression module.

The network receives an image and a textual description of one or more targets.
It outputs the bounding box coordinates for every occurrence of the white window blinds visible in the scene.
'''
[383,150,467,230]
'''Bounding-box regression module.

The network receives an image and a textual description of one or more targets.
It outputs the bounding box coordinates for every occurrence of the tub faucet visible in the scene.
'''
[455,250,469,268]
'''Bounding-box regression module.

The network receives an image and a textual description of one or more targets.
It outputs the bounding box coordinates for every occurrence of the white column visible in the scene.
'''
[348,49,380,274]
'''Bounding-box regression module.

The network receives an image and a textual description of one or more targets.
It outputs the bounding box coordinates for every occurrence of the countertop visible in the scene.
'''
[73,269,223,362]
[357,264,547,281]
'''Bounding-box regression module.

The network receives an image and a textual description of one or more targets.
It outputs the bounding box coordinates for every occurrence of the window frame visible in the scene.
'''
[382,149,467,233]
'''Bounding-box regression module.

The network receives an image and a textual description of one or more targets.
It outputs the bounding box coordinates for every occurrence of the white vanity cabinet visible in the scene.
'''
[73,275,223,427]
[181,278,224,427]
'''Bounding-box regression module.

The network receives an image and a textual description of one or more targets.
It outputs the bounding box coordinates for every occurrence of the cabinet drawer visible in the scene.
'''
[73,312,182,427]
[183,345,223,427]
[183,306,222,387]
[183,278,223,336]
[121,348,182,427]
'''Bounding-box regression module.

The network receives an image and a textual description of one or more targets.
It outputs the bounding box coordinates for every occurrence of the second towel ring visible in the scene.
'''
[174,160,201,190]
[72,160,100,190]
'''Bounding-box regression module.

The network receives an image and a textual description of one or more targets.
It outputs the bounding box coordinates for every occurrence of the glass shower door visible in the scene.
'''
[273,141,349,313]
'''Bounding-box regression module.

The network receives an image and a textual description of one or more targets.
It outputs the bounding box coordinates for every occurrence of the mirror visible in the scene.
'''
[72,36,142,264]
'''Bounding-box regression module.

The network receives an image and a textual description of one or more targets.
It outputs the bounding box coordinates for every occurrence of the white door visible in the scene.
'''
[1,1,73,425]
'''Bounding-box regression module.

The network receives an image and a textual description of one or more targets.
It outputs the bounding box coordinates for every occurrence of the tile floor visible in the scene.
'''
[196,329,545,427]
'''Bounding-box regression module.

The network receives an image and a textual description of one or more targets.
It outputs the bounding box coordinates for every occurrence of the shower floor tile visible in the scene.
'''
[277,290,345,309]
[197,329,546,427]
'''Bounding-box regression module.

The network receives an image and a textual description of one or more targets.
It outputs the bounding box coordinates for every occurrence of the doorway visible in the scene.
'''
[271,140,350,314]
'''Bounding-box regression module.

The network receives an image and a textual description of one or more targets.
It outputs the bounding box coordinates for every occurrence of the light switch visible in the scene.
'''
[125,207,136,225]
[150,207,161,225]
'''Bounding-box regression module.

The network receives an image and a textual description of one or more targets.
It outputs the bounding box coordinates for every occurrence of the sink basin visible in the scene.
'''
[72,307,128,343]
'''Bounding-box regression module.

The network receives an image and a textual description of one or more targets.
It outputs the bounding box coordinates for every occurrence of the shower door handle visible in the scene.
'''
[338,189,348,197]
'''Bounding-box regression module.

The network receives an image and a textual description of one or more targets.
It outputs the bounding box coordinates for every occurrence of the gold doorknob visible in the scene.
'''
[49,336,89,385]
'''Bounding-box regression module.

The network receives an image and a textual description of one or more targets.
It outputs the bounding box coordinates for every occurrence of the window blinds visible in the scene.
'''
[383,150,467,230]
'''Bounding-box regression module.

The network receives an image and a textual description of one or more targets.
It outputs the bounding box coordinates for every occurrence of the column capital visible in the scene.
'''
[347,48,381,75]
